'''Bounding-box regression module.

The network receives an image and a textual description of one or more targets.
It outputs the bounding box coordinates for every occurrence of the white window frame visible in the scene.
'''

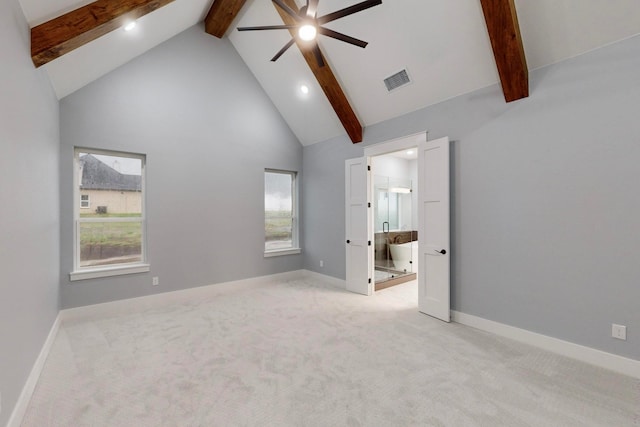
[80,194,90,209]
[264,169,301,257]
[70,147,149,281]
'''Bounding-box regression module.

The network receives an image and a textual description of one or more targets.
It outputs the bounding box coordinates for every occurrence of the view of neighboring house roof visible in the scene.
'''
[79,154,141,191]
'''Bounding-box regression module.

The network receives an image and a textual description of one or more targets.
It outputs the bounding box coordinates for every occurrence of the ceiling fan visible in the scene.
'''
[237,0,382,67]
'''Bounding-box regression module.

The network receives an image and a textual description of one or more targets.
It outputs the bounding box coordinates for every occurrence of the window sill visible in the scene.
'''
[264,248,301,258]
[70,263,150,281]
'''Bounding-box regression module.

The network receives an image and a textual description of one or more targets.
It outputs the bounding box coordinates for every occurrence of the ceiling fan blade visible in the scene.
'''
[306,0,319,18]
[312,42,325,67]
[272,0,302,22]
[238,25,298,31]
[318,27,368,48]
[237,25,297,31]
[271,38,296,62]
[317,0,382,25]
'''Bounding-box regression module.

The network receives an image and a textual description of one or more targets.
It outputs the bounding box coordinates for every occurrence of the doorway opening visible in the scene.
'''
[346,132,451,322]
[371,148,418,291]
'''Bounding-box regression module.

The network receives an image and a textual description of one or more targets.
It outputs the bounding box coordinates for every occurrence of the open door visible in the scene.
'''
[345,157,372,295]
[418,137,450,321]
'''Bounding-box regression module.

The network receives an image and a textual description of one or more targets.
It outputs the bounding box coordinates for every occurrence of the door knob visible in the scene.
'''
[346,239,351,244]
[435,249,446,255]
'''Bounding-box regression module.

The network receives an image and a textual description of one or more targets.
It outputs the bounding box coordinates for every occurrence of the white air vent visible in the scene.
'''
[384,69,411,92]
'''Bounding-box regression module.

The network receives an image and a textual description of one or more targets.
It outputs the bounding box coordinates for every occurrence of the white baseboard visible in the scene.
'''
[7,313,62,427]
[60,269,344,323]
[61,270,311,322]
[301,270,347,289]
[452,310,640,379]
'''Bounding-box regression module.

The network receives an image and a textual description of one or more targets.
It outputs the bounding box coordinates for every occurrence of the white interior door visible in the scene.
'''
[418,137,450,321]
[345,157,372,295]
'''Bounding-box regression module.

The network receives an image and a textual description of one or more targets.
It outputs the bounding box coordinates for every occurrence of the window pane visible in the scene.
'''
[265,216,292,250]
[265,171,294,250]
[75,148,146,272]
[78,152,142,216]
[79,221,142,267]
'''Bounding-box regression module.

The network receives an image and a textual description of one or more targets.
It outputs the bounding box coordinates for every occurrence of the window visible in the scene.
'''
[70,148,149,280]
[264,169,300,256]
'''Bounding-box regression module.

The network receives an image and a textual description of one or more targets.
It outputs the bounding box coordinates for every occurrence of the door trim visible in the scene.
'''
[364,132,427,158]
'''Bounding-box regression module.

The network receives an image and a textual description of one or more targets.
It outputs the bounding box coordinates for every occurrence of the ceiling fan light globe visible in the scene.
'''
[298,24,317,41]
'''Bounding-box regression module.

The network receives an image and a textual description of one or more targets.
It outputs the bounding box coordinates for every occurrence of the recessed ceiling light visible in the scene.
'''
[124,21,137,32]
[406,150,414,155]
[298,24,317,41]
[300,85,309,95]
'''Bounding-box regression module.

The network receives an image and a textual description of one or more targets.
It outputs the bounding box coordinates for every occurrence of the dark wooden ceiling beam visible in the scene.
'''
[205,0,248,38]
[31,0,174,68]
[275,0,363,143]
[479,0,528,102]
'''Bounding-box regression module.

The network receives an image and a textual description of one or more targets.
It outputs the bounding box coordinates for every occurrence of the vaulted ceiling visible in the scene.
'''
[20,0,640,145]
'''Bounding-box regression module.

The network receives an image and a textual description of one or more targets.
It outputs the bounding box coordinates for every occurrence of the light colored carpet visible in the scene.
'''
[22,273,640,426]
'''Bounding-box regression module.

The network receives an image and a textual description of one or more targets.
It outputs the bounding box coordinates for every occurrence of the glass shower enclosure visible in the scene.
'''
[373,175,415,286]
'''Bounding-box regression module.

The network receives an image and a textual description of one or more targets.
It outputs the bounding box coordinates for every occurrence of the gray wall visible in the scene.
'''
[0,0,60,424]
[303,35,640,360]
[60,25,303,309]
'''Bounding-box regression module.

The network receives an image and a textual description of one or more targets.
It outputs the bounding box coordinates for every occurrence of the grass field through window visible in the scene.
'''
[79,213,142,266]
[265,210,292,250]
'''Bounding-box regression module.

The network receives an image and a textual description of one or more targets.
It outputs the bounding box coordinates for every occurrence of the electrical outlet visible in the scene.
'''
[152,277,159,286]
[320,260,324,267]
[612,324,627,340]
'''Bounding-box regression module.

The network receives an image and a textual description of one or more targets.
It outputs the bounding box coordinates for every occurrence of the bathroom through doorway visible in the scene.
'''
[371,148,418,291]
